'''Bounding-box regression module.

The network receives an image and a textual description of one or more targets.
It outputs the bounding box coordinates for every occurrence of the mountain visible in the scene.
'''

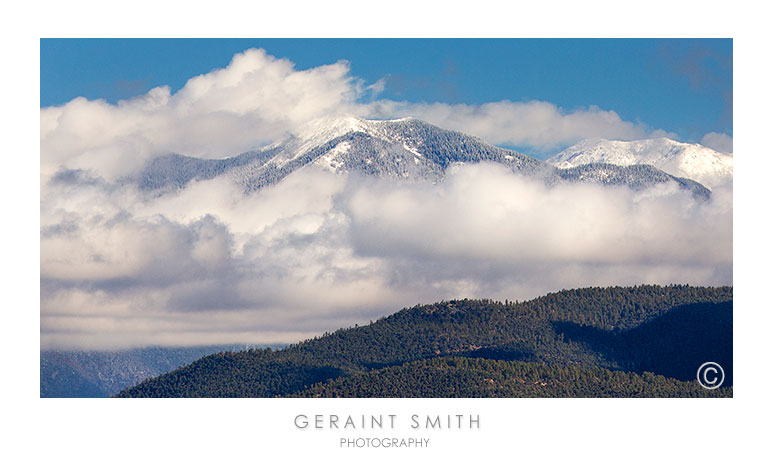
[116,285,732,398]
[548,138,733,189]
[40,344,264,397]
[135,116,711,199]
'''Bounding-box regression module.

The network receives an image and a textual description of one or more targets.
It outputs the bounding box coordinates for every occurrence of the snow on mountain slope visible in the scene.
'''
[548,138,733,189]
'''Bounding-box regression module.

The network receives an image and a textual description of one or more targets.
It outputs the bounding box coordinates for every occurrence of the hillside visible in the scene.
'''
[116,285,732,398]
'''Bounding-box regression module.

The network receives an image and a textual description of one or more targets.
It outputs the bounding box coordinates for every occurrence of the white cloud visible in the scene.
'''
[40,49,363,181]
[701,132,733,154]
[345,164,730,265]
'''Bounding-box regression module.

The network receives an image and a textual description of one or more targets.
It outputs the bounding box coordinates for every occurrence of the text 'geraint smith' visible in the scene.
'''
[294,414,480,429]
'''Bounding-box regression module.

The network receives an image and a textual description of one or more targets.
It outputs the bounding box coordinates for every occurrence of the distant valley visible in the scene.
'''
[40,345,273,397]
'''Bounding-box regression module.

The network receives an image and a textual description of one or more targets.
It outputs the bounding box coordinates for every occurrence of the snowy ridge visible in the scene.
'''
[548,138,733,188]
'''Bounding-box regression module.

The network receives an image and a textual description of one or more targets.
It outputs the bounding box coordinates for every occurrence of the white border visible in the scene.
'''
[6,2,769,461]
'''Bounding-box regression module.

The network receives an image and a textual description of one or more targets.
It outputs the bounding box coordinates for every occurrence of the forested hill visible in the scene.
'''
[116,285,732,398]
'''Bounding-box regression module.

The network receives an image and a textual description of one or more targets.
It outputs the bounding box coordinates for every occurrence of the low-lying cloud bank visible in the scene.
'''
[40,164,732,350]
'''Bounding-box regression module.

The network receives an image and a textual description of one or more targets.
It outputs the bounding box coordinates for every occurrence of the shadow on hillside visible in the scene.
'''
[551,301,733,387]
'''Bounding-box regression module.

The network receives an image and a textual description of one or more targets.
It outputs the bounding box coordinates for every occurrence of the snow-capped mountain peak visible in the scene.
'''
[548,138,732,188]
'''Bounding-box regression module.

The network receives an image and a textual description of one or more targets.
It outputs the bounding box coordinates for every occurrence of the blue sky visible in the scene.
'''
[40,38,732,152]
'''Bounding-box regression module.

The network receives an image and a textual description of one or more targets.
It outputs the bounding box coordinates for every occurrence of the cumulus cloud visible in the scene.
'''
[40,48,364,181]
[701,132,733,154]
[40,48,732,350]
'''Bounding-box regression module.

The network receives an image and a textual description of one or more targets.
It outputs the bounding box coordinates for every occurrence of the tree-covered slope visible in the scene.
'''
[116,285,732,398]
[290,357,731,398]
